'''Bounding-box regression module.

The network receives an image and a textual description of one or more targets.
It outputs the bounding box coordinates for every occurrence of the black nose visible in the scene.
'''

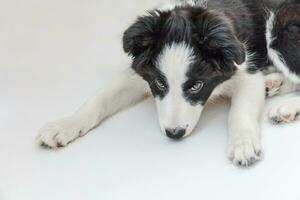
[165,128,186,140]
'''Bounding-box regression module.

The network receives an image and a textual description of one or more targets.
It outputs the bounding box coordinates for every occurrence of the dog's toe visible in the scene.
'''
[228,138,262,167]
[37,116,84,149]
[269,101,300,124]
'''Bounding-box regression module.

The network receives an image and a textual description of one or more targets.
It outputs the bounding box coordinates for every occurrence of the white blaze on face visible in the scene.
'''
[156,43,204,137]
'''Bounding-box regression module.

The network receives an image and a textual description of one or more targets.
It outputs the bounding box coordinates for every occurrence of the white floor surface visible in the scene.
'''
[1,0,300,200]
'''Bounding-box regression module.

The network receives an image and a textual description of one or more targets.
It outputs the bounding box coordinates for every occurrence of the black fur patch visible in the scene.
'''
[183,60,232,105]
[269,1,300,76]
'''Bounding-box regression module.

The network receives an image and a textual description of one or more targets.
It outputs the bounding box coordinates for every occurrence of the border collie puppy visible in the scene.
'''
[37,0,295,167]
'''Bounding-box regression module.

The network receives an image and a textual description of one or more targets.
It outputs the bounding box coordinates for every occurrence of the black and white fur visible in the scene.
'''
[37,0,299,167]
[265,0,300,124]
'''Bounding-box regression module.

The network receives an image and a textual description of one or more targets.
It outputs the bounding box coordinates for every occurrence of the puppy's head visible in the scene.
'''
[123,6,245,139]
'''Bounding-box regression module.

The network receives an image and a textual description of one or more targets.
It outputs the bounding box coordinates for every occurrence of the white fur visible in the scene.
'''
[37,68,150,148]
[266,12,300,84]
[156,43,203,136]
[226,70,265,166]
[158,0,207,11]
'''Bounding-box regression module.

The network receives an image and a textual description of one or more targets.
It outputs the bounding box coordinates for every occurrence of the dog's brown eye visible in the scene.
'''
[155,79,166,90]
[188,81,203,94]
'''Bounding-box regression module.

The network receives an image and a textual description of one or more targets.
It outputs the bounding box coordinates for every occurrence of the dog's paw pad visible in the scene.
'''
[37,116,84,149]
[265,73,284,97]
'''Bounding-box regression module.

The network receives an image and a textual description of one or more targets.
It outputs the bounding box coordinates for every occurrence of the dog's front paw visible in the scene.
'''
[265,73,284,97]
[269,100,300,124]
[37,116,86,149]
[227,137,262,167]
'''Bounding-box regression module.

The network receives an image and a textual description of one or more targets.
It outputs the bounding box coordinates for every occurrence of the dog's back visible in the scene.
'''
[206,0,286,70]
[267,0,300,82]
[208,0,300,72]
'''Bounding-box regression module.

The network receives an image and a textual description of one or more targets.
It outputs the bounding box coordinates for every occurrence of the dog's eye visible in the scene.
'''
[188,81,204,94]
[155,79,166,90]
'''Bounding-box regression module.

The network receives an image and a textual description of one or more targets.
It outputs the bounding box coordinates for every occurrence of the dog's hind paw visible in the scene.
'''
[37,116,86,149]
[265,73,284,97]
[268,100,300,124]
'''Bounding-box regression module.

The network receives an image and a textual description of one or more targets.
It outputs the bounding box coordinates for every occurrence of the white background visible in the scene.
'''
[1,0,300,200]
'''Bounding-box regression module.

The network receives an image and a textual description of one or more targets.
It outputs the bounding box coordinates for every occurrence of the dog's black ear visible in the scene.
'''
[193,14,246,69]
[196,29,245,65]
[123,12,163,57]
[220,36,246,65]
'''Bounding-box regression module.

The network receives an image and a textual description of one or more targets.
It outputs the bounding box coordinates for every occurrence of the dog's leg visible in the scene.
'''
[227,72,265,167]
[265,72,299,97]
[37,68,150,148]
